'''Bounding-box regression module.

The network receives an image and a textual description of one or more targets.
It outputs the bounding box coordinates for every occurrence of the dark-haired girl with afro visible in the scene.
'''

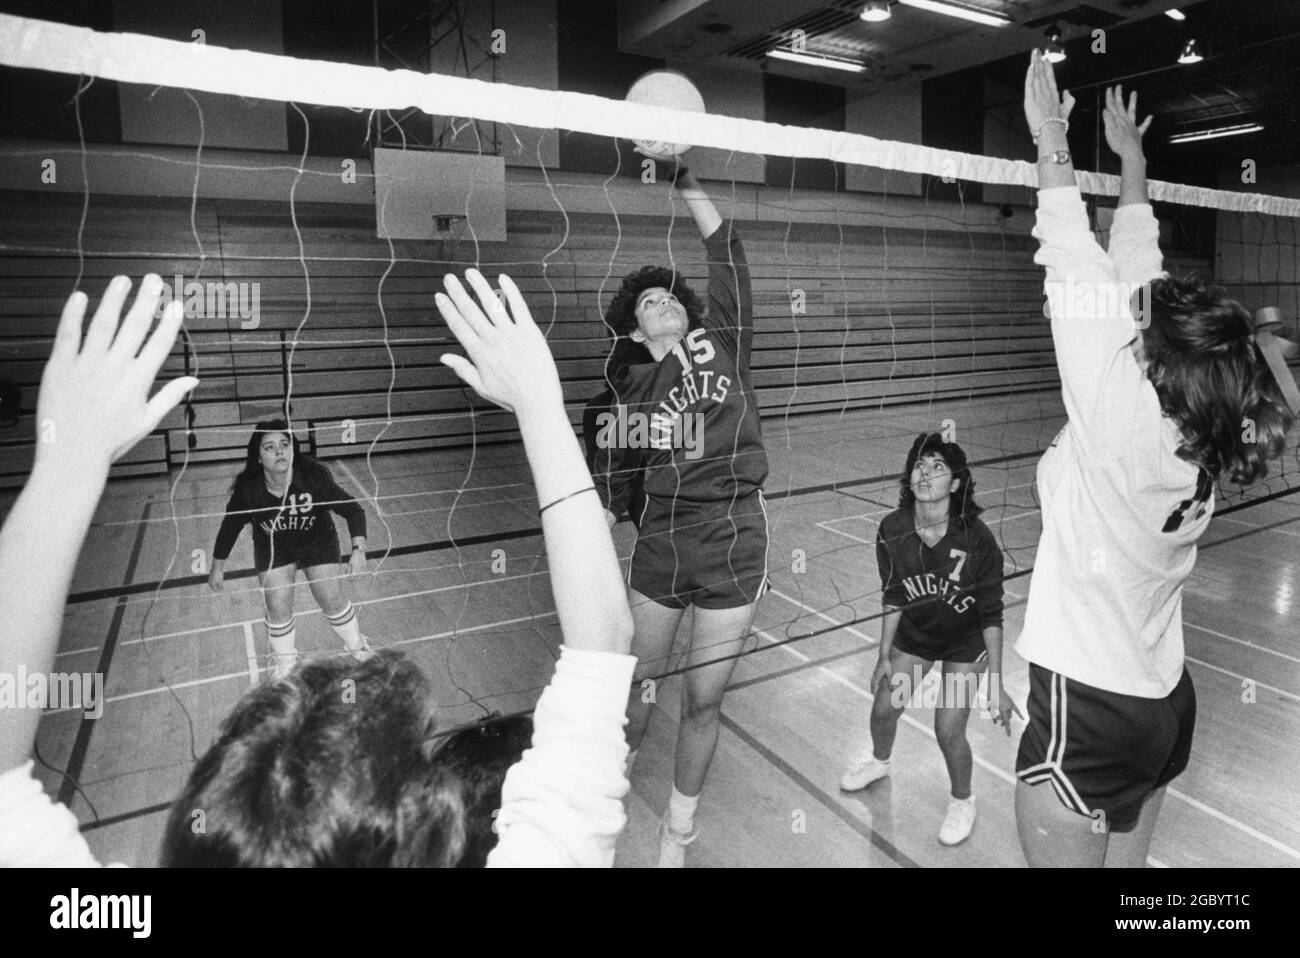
[593,167,769,867]
[1017,62,1293,866]
[840,433,1015,846]
[209,419,373,679]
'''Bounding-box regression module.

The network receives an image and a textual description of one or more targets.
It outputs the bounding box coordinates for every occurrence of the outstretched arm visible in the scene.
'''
[0,275,197,775]
[673,169,722,240]
[1102,85,1164,288]
[436,271,632,655]
[436,270,635,867]
[1023,53,1146,447]
[1024,51,1077,191]
[673,168,754,366]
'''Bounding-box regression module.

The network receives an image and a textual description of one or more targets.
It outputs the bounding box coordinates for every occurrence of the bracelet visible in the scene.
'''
[1032,117,1069,142]
[538,486,597,516]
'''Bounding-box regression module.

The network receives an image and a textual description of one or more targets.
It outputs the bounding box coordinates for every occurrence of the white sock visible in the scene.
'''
[267,618,296,657]
[325,603,366,652]
[667,785,699,835]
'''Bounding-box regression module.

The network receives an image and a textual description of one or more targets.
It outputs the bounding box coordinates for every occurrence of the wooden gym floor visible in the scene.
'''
[13,393,1299,867]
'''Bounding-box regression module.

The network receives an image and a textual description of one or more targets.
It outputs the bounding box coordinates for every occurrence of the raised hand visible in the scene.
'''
[1023,50,1075,139]
[434,269,564,420]
[1102,84,1153,163]
[37,275,198,477]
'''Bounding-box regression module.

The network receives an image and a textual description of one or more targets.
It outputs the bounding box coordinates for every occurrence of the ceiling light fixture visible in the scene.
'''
[1169,122,1263,144]
[767,47,868,73]
[897,0,1010,28]
[1164,9,1187,21]
[1177,38,1202,63]
[1044,24,1067,63]
[861,1,892,22]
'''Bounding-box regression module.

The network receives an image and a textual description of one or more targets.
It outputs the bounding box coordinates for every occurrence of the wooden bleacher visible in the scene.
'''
[0,185,1166,488]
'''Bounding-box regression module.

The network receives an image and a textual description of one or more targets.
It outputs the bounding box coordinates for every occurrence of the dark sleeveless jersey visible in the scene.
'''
[595,221,768,512]
[876,508,1005,649]
[213,465,366,563]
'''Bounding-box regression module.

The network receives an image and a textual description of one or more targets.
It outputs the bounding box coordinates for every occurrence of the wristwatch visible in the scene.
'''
[1038,150,1071,165]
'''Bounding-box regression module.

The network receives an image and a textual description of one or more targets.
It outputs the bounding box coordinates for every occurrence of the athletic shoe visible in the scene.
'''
[346,635,376,663]
[656,820,699,868]
[938,796,976,846]
[269,652,300,681]
[840,755,891,792]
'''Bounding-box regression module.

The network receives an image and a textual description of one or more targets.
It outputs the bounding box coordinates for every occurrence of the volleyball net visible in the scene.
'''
[1,10,1297,764]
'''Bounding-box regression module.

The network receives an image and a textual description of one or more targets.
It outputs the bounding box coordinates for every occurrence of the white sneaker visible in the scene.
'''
[657,820,699,868]
[269,651,300,681]
[840,755,891,792]
[346,635,376,663]
[938,796,976,846]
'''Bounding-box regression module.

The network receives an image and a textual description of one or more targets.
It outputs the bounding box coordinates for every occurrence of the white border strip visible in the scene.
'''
[2,13,1299,217]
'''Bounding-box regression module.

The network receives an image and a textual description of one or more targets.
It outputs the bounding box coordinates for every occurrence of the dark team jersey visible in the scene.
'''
[582,388,646,526]
[596,220,768,512]
[213,465,366,563]
[876,508,1004,649]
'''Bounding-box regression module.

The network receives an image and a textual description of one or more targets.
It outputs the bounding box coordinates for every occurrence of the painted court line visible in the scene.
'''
[753,609,1300,864]
[57,566,571,658]
[1183,655,1300,703]
[1184,621,1300,666]
[1215,514,1300,539]
[829,479,1039,523]
[54,610,563,708]
[243,621,258,686]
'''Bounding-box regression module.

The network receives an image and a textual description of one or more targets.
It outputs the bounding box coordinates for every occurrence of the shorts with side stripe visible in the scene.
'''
[1015,663,1196,832]
[629,490,769,611]
[893,631,989,664]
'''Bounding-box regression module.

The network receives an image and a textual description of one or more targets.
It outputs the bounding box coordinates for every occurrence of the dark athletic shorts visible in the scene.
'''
[630,490,769,610]
[255,532,342,575]
[1015,663,1196,832]
[893,631,989,664]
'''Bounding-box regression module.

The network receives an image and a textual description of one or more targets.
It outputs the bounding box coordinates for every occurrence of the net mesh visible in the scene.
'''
[0,12,1296,829]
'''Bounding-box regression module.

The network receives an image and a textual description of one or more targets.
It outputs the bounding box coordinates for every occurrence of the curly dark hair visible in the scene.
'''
[604,265,706,338]
[1139,276,1294,484]
[898,432,982,524]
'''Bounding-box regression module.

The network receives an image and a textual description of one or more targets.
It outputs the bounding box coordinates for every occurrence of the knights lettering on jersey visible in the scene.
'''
[259,492,317,535]
[261,512,317,534]
[900,572,977,615]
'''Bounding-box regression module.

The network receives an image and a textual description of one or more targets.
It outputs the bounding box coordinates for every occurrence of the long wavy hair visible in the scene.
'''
[231,418,330,495]
[898,432,982,524]
[1139,277,1293,484]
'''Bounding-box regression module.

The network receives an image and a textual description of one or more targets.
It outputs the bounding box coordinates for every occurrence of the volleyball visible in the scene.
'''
[625,69,707,160]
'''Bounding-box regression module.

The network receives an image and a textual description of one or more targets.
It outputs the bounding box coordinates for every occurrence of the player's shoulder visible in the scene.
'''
[877,507,910,538]
[299,460,337,491]
[963,516,1001,550]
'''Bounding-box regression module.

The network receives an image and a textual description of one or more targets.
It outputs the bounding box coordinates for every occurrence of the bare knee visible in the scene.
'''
[934,712,970,753]
[264,593,293,622]
[681,694,721,728]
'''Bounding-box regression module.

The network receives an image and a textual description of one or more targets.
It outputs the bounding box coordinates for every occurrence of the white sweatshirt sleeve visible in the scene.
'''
[486,646,635,868]
[1106,201,1165,289]
[0,761,102,867]
[1034,186,1151,451]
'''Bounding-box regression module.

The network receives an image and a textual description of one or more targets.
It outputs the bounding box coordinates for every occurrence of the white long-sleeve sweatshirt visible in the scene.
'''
[0,646,635,867]
[1015,186,1213,698]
